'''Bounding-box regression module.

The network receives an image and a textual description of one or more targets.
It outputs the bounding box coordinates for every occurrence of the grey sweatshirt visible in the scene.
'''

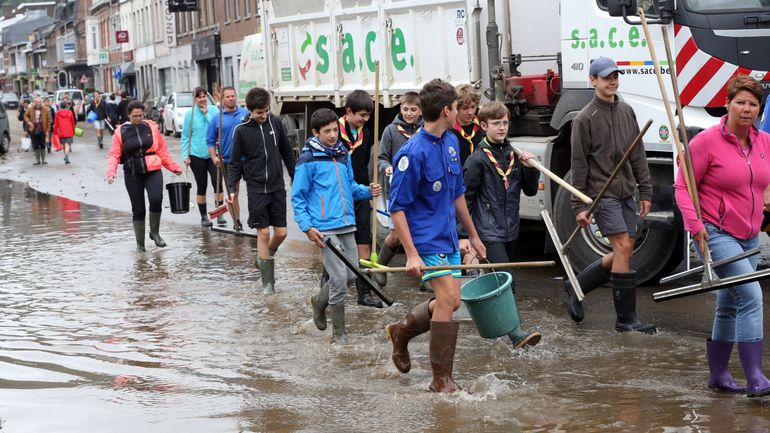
[377,113,422,176]
[570,95,652,214]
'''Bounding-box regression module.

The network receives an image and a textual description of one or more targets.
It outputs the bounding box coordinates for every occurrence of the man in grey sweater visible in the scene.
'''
[565,56,656,334]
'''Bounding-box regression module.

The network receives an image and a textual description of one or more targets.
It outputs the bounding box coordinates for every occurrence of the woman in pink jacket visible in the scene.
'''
[106,100,182,251]
[675,75,770,398]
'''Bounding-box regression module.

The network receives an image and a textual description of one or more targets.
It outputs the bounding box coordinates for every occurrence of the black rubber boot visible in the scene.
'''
[148,211,166,247]
[356,272,383,308]
[372,242,397,287]
[33,149,41,165]
[132,220,146,252]
[329,303,349,344]
[612,271,657,334]
[565,259,609,323]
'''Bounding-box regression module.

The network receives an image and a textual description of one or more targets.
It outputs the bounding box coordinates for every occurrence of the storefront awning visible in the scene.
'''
[121,62,136,76]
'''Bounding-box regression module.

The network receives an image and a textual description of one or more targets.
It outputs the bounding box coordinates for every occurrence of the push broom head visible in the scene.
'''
[208,204,228,219]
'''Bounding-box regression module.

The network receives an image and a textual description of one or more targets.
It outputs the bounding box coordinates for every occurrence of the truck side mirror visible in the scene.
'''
[656,0,675,21]
[607,0,637,17]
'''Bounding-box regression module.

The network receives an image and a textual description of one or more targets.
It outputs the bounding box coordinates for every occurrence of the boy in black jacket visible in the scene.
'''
[227,87,297,295]
[463,101,541,349]
[338,89,381,308]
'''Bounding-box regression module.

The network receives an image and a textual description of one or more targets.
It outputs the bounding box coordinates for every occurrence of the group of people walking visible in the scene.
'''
[101,56,770,398]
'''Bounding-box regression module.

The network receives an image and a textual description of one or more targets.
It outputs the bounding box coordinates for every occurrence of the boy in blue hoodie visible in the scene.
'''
[292,108,382,344]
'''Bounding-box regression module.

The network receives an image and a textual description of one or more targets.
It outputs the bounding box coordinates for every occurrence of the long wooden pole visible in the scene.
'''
[370,61,381,258]
[364,260,556,274]
[511,146,592,205]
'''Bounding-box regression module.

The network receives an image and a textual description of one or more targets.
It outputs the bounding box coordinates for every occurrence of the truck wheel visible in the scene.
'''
[553,170,682,285]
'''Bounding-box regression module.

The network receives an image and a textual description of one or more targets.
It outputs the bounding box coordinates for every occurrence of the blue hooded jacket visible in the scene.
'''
[292,137,372,233]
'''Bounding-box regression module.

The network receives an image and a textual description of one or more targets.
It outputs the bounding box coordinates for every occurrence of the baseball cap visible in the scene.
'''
[589,57,624,78]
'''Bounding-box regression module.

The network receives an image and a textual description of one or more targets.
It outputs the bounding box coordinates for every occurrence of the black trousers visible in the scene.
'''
[125,169,163,221]
[484,240,518,290]
[189,155,218,196]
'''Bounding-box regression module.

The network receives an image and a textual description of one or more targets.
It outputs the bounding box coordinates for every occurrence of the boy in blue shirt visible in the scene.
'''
[385,79,486,393]
[292,108,381,344]
[206,86,249,230]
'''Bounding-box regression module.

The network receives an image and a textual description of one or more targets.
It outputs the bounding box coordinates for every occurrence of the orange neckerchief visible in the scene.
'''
[397,124,420,139]
[338,117,363,154]
[481,138,515,189]
[453,116,480,153]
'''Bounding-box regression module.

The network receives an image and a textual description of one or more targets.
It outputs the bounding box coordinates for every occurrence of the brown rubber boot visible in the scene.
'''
[428,320,462,393]
[385,299,432,373]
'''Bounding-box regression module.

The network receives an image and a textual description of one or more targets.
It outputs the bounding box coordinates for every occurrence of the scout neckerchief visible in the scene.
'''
[481,137,515,190]
[397,124,420,139]
[453,116,480,153]
[338,117,363,154]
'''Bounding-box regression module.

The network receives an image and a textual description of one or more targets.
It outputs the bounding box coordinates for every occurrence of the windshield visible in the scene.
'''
[685,0,770,12]
[177,93,193,107]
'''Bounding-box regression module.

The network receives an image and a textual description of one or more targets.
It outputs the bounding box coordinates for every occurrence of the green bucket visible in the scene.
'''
[460,272,519,339]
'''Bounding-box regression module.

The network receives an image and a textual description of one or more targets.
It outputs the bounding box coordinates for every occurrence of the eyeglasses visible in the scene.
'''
[487,120,509,128]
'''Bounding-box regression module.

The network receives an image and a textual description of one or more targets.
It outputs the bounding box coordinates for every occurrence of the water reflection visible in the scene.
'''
[1,179,770,432]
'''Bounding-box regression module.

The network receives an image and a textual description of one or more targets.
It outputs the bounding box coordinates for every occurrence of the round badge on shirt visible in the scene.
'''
[398,156,409,171]
[433,181,442,192]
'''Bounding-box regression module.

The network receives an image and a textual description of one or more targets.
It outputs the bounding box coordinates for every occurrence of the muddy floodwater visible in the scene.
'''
[1,178,770,432]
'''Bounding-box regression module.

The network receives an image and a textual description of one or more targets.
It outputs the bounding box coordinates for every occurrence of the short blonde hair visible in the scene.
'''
[455,83,480,110]
[478,101,509,123]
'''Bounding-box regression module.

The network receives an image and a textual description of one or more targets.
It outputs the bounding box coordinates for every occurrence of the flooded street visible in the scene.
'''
[1,177,770,432]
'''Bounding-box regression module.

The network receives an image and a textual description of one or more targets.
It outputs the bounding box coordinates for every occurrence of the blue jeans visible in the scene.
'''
[701,224,763,342]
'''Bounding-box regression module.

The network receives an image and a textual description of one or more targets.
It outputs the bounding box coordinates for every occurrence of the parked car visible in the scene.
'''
[0,103,11,154]
[2,92,19,109]
[148,95,167,125]
[54,89,86,121]
[163,91,215,137]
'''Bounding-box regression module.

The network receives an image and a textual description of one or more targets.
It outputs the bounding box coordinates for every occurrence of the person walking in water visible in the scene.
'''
[181,86,220,227]
[227,87,296,295]
[207,86,249,230]
[88,90,108,149]
[106,100,182,251]
[676,75,770,398]
[564,57,656,334]
[385,79,486,393]
[292,108,381,344]
[24,96,50,165]
[54,100,76,164]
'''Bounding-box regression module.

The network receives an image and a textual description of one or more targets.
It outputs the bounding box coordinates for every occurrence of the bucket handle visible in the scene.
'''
[479,257,504,290]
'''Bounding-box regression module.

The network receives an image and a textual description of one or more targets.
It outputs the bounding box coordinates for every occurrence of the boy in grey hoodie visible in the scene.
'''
[374,92,422,286]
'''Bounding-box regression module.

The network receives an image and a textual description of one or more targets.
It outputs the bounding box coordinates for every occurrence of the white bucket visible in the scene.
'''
[21,137,31,152]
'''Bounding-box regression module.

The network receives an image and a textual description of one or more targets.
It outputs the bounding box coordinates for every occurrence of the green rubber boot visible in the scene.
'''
[505,288,542,349]
[148,212,166,247]
[258,257,275,295]
[132,220,146,252]
[330,303,349,344]
[311,281,330,330]
[372,242,397,287]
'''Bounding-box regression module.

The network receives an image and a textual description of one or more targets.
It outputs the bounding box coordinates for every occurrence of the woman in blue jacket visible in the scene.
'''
[181,87,220,226]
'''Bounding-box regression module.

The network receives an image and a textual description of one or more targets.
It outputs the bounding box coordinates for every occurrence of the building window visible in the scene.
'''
[225,0,231,22]
[234,0,240,20]
[224,57,234,86]
[245,0,251,18]
[208,0,216,23]
[91,24,98,50]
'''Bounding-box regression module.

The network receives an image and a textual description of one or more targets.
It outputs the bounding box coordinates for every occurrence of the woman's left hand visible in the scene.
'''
[764,186,770,212]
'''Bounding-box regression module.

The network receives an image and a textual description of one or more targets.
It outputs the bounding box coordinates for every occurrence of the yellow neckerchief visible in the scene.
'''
[338,117,363,154]
[453,116,480,153]
[397,124,420,139]
[481,137,515,190]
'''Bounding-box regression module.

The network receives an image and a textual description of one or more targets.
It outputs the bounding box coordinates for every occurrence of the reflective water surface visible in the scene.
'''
[1,179,769,432]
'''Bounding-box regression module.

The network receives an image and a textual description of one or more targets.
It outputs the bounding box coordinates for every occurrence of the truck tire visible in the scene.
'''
[553,170,683,285]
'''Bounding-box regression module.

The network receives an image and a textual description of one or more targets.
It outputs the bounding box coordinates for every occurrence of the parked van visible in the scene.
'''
[54,89,86,121]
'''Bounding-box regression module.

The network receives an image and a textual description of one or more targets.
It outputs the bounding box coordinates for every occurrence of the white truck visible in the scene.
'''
[243,0,770,284]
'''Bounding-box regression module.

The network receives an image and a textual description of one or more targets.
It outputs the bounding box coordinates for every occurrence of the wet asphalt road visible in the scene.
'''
[2,114,770,432]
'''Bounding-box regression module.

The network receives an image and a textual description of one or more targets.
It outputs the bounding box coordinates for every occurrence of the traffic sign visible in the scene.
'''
[114,67,122,80]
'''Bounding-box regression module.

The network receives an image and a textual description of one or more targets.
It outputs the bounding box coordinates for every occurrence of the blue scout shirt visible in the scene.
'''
[389,128,465,254]
[206,106,249,164]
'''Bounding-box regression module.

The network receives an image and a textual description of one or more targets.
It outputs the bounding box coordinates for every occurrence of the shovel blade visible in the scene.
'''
[541,210,584,301]
[653,268,770,302]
